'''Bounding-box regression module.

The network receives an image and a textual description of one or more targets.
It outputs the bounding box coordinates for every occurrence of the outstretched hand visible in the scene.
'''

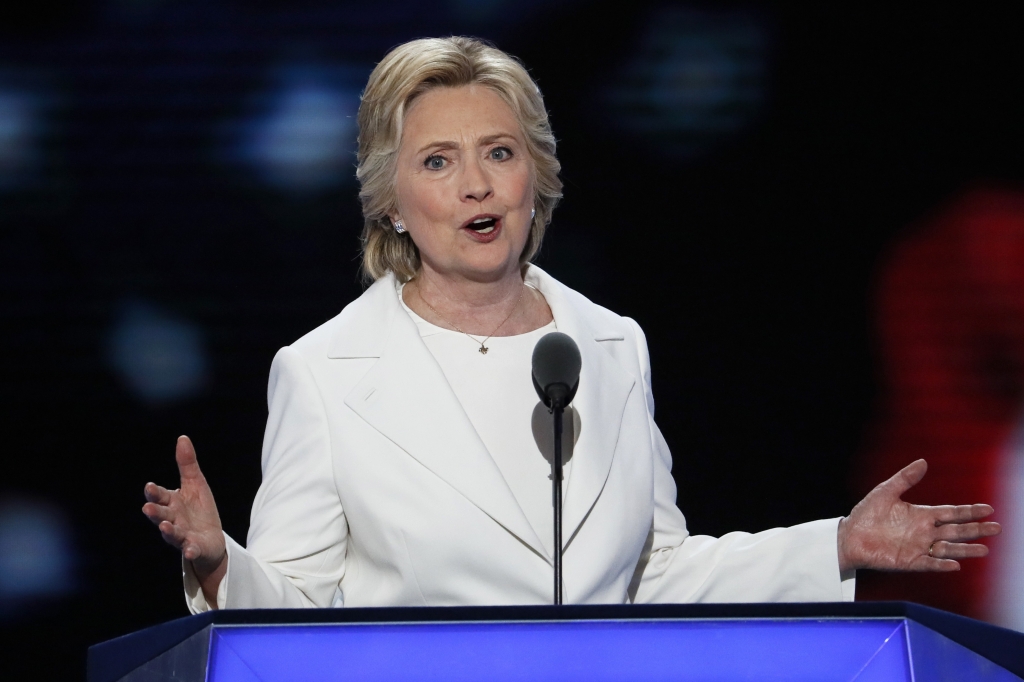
[142,436,227,598]
[838,459,1001,573]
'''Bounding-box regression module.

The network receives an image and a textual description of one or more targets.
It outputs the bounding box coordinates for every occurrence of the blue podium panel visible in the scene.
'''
[905,621,1022,682]
[207,620,911,682]
[88,604,1024,682]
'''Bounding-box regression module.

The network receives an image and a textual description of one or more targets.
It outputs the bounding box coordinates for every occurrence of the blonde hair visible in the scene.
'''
[356,36,562,283]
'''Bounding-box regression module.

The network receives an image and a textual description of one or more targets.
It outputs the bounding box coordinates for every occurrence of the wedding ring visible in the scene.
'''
[928,542,936,557]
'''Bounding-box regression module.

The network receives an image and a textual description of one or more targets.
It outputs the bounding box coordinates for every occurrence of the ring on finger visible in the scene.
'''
[928,542,936,557]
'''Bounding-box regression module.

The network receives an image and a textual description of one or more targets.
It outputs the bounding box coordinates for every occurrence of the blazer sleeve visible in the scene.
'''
[184,345,347,612]
[623,318,856,604]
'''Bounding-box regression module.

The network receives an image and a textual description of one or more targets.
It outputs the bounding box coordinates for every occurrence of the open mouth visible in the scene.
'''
[468,217,498,234]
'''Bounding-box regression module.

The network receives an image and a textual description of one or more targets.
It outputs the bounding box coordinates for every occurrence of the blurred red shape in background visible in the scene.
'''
[857,187,1024,628]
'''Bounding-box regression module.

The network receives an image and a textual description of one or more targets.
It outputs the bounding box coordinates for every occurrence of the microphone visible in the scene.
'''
[531,332,582,410]
[531,332,581,606]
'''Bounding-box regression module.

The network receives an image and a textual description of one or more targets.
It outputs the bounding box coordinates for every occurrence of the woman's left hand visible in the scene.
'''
[838,459,1001,573]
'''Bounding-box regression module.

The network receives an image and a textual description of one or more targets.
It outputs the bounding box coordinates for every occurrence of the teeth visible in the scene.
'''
[467,217,497,234]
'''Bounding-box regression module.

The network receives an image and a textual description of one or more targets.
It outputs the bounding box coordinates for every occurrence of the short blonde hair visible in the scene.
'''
[356,37,562,283]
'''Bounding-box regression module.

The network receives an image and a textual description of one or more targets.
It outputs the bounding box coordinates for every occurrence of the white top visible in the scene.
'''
[399,284,573,559]
[184,266,852,613]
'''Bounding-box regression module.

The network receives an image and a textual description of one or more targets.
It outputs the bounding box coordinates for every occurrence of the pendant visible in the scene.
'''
[479,346,489,354]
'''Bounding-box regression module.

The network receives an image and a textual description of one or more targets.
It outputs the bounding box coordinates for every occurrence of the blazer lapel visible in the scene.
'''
[527,267,636,552]
[334,276,549,560]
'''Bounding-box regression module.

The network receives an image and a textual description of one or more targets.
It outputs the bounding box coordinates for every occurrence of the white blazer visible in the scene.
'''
[185,266,854,611]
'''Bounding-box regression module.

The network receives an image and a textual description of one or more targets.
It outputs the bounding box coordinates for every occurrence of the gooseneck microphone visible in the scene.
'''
[531,332,582,605]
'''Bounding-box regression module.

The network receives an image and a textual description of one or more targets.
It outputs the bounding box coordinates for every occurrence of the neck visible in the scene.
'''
[407,264,527,336]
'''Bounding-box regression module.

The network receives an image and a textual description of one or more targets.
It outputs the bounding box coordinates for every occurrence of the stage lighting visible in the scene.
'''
[602,7,768,159]
[105,300,208,405]
[229,65,363,193]
[0,87,44,190]
[0,497,75,611]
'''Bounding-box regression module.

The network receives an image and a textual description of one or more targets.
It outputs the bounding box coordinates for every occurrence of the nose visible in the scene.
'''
[460,155,493,203]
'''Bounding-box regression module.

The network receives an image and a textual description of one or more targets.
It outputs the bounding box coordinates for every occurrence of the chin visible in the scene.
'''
[457,254,521,281]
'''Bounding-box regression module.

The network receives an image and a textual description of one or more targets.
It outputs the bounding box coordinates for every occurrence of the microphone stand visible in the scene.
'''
[531,331,581,606]
[552,400,564,605]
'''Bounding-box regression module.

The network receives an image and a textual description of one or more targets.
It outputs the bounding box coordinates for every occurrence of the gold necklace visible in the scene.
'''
[417,282,526,354]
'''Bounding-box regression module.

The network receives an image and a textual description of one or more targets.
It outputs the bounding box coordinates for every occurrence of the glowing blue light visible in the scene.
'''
[603,7,769,159]
[0,498,75,604]
[205,620,916,681]
[232,66,363,193]
[106,300,208,404]
[0,87,44,189]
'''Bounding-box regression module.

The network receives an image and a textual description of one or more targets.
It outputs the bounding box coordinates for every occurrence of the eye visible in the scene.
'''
[489,146,513,161]
[425,155,446,170]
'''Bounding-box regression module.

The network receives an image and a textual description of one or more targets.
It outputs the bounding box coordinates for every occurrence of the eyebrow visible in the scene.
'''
[416,132,519,155]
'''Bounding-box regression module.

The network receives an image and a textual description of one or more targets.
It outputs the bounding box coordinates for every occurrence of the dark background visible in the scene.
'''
[2,2,1023,678]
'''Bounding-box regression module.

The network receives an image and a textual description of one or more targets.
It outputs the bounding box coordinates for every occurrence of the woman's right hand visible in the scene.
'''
[142,435,227,604]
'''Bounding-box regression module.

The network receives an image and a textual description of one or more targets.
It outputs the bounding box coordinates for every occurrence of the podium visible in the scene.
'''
[89,602,1024,681]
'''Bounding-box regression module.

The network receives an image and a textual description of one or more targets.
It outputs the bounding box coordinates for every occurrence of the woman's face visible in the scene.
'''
[392,84,535,283]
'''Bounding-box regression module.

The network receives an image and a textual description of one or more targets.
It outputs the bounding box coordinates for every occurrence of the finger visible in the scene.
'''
[930,541,990,560]
[981,521,1002,536]
[175,435,205,485]
[909,555,961,572]
[182,542,205,562]
[933,503,995,525]
[144,482,173,505]
[937,521,1002,543]
[158,520,186,549]
[141,501,174,525]
[885,459,928,497]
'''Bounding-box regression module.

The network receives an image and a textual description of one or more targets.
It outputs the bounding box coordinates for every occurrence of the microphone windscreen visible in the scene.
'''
[532,332,582,396]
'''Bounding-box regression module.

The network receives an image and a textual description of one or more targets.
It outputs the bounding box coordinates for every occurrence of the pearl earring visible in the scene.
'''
[394,219,406,234]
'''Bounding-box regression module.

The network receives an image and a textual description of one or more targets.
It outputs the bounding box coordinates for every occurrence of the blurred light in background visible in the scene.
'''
[856,189,1024,631]
[0,84,46,190]
[0,497,75,613]
[602,6,768,159]
[993,423,1024,631]
[106,300,208,404]
[229,65,363,193]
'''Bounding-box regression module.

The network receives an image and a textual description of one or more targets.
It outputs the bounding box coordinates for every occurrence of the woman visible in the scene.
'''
[142,37,999,611]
